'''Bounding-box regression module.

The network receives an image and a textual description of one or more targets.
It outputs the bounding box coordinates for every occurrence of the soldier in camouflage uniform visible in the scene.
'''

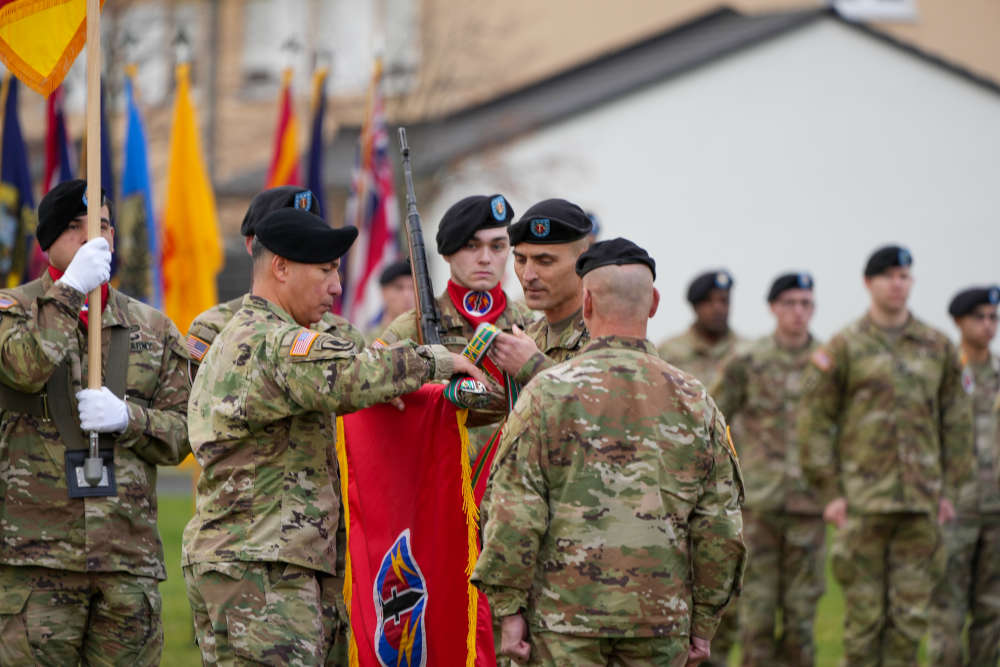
[186,186,366,376]
[928,285,1000,666]
[797,245,974,667]
[657,268,742,664]
[491,199,592,383]
[0,180,190,666]
[182,208,486,666]
[712,272,824,667]
[658,269,742,390]
[364,259,414,343]
[473,238,746,667]
[377,194,533,456]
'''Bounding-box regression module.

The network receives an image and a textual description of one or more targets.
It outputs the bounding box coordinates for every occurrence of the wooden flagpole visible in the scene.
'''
[84,0,104,485]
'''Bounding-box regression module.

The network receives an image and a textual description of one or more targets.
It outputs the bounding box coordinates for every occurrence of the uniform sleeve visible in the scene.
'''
[795,338,846,506]
[470,394,549,616]
[276,329,454,415]
[118,320,192,466]
[0,283,85,392]
[938,343,974,505]
[513,351,555,386]
[710,352,748,420]
[689,404,747,640]
[373,309,418,346]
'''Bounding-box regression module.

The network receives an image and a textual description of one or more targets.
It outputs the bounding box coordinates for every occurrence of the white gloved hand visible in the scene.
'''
[76,387,129,433]
[59,238,112,294]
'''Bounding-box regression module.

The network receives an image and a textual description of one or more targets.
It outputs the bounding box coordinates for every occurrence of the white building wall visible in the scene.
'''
[423,18,1000,346]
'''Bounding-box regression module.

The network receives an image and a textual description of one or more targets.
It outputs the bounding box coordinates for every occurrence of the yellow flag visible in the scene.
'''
[161,64,222,334]
[0,0,105,96]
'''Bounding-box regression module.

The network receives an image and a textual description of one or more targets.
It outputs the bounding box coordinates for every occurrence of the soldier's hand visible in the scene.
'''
[59,238,112,294]
[937,497,956,525]
[500,613,531,663]
[76,387,129,433]
[388,397,406,412]
[450,354,490,387]
[823,497,848,529]
[686,636,711,665]
[491,326,540,375]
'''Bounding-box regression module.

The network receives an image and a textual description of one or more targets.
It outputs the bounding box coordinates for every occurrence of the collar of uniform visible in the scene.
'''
[769,331,815,354]
[243,293,298,325]
[41,270,134,330]
[546,308,586,350]
[686,324,735,355]
[860,311,928,343]
[581,335,657,357]
[435,287,526,332]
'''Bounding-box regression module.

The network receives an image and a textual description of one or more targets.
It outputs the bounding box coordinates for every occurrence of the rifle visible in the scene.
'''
[397,128,444,345]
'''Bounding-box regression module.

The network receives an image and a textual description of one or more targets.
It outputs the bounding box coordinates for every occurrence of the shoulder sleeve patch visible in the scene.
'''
[289,329,320,357]
[186,334,211,362]
[0,295,19,310]
[371,337,389,350]
[810,348,832,372]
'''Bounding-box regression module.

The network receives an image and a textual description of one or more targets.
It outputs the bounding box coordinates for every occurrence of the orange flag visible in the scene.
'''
[265,67,301,187]
[161,63,222,333]
[0,0,105,96]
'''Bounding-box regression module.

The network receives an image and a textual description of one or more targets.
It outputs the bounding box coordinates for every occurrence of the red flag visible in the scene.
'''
[337,385,496,667]
[265,67,300,187]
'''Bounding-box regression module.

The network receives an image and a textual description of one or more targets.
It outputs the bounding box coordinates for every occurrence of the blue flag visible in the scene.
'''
[118,74,160,306]
[306,68,328,219]
[0,75,37,287]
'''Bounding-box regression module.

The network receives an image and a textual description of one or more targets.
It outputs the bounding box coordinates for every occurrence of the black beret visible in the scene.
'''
[435,194,513,255]
[379,258,412,286]
[767,272,814,302]
[864,244,912,278]
[509,198,593,245]
[948,285,1000,318]
[255,208,358,263]
[37,179,112,251]
[575,237,655,279]
[241,186,321,237]
[687,270,734,305]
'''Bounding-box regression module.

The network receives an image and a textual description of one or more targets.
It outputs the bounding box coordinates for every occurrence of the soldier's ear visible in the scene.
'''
[649,287,660,320]
[271,254,290,283]
[582,287,593,320]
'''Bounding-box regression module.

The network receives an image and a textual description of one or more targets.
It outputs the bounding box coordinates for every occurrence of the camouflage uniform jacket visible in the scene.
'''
[182,294,455,575]
[711,334,822,514]
[657,326,743,389]
[796,313,974,515]
[957,352,1000,514]
[379,289,534,433]
[0,272,190,580]
[472,336,747,640]
[187,294,366,371]
[512,308,589,385]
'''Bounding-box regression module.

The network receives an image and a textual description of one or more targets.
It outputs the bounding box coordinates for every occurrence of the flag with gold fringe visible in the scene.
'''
[161,63,222,333]
[0,0,105,97]
[337,385,496,667]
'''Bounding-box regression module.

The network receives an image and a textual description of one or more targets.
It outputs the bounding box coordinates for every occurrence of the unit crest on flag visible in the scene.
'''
[374,529,428,667]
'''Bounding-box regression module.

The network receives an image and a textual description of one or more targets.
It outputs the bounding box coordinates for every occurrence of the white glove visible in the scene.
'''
[59,238,112,294]
[76,387,129,433]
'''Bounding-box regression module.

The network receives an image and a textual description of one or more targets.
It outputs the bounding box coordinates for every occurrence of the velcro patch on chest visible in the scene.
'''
[290,329,319,356]
[0,295,18,310]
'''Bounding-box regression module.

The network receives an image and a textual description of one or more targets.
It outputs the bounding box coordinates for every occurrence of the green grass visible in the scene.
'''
[158,501,936,666]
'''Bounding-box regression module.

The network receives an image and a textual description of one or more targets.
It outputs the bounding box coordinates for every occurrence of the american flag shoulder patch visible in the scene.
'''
[0,295,18,310]
[290,329,319,357]
[186,335,211,362]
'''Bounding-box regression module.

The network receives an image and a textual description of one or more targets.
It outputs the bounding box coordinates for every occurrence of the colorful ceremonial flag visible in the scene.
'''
[0,0,105,97]
[340,58,400,328]
[265,67,300,188]
[116,68,159,305]
[43,84,74,192]
[161,63,222,333]
[305,67,328,218]
[0,74,37,287]
[337,385,496,667]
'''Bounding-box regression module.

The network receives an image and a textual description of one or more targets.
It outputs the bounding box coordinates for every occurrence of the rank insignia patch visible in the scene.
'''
[374,529,428,667]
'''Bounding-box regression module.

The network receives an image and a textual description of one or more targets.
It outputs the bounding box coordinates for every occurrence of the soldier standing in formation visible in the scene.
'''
[181,208,485,665]
[473,238,746,667]
[364,258,414,342]
[928,285,1000,666]
[186,186,367,378]
[797,245,973,667]
[712,272,825,666]
[0,180,191,665]
[490,198,593,382]
[377,194,533,455]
